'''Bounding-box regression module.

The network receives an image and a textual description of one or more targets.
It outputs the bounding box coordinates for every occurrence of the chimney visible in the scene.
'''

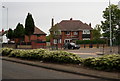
[89,23,91,27]
[70,18,73,20]
[2,29,4,33]
[51,18,54,27]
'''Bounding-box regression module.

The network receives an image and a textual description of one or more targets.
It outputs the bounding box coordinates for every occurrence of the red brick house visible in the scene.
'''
[49,18,93,47]
[25,27,46,49]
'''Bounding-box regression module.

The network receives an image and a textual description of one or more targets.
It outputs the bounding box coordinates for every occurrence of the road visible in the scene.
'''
[2,60,100,79]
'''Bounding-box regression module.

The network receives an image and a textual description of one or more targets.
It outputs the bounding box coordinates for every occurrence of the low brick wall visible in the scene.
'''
[2,43,17,49]
[17,45,32,49]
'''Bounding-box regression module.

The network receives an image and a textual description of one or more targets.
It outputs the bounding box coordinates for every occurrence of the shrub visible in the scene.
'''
[46,51,82,64]
[83,54,120,71]
[2,48,13,56]
[1,48,82,64]
[76,40,106,44]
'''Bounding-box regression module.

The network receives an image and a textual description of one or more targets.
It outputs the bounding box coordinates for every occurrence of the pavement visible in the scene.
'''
[1,56,120,80]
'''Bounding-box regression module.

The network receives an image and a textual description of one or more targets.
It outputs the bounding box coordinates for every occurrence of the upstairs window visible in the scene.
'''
[83,30,90,34]
[54,30,61,35]
[74,32,78,35]
[65,31,70,35]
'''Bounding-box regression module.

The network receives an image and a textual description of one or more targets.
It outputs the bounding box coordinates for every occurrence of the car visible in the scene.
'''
[64,42,80,49]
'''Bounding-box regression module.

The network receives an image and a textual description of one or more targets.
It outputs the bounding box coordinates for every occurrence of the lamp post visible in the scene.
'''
[2,6,8,44]
[109,0,112,53]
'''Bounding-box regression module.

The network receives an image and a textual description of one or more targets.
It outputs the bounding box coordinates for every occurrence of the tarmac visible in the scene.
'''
[1,56,120,80]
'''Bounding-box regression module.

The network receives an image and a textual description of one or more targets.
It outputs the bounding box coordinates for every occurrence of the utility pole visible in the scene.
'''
[109,0,112,53]
[2,6,8,44]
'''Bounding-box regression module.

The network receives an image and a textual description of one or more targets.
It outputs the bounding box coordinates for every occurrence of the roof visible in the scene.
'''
[50,18,93,31]
[34,27,46,35]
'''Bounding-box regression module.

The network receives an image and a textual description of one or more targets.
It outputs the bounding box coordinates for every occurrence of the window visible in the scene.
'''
[83,38,90,40]
[74,32,78,35]
[54,30,61,35]
[54,39,61,44]
[58,39,61,43]
[64,39,71,43]
[83,30,90,34]
[65,31,70,35]
[54,39,57,44]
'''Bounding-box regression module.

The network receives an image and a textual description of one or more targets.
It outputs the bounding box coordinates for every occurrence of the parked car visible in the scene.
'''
[64,42,80,49]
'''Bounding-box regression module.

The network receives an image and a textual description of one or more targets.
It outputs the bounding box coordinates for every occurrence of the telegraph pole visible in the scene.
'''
[109,0,112,53]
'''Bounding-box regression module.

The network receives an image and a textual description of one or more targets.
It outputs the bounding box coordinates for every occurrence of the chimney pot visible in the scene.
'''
[70,18,73,20]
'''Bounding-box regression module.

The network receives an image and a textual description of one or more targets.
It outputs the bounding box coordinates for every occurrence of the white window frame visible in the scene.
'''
[64,39,71,43]
[74,32,78,35]
[54,39,61,44]
[54,30,61,35]
[83,30,90,34]
[65,31,70,35]
[83,38,90,40]
[54,39,57,44]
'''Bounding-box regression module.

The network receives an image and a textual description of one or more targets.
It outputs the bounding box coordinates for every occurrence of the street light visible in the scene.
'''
[109,0,112,53]
[2,6,8,44]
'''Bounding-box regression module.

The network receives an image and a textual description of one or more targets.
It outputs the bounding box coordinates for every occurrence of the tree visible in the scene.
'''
[46,35,50,42]
[25,13,35,42]
[101,4,120,45]
[14,23,25,41]
[92,24,102,40]
[6,28,14,40]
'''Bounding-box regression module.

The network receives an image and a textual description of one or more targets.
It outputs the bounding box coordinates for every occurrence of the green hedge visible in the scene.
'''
[83,54,120,71]
[1,48,120,71]
[1,48,82,64]
[76,40,106,44]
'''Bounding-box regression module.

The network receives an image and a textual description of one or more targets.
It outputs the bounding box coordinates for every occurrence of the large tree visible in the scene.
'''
[25,13,35,42]
[101,4,120,45]
[14,23,25,41]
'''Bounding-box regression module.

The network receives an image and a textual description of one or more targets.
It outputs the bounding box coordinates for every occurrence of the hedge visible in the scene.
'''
[1,48,120,71]
[83,54,120,71]
[76,40,106,44]
[1,48,82,64]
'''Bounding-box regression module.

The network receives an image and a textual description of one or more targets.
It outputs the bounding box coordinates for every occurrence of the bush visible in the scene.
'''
[76,40,106,44]
[83,54,120,71]
[1,48,82,64]
[1,48,119,71]
[47,51,82,64]
[2,48,13,56]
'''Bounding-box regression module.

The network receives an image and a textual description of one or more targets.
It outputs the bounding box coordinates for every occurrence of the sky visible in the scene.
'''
[1,0,120,36]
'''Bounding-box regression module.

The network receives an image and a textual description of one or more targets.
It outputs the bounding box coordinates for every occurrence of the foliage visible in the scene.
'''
[14,23,25,39]
[1,48,82,64]
[6,28,14,40]
[101,4,120,45]
[25,13,35,41]
[92,24,102,40]
[1,48,13,56]
[46,35,50,42]
[1,48,120,71]
[76,40,106,44]
[83,54,120,71]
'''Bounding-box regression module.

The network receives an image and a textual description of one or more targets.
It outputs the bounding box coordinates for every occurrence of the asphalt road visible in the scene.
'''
[2,60,100,79]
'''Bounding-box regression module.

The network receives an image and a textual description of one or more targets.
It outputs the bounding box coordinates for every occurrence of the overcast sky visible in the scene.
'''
[1,0,120,35]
